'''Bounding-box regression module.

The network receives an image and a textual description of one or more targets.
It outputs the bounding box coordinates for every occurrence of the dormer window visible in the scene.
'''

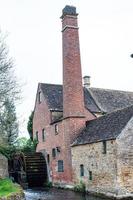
[38,91,42,103]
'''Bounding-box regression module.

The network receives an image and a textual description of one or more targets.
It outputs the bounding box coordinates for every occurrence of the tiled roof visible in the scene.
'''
[40,83,100,113]
[40,83,133,113]
[41,83,63,111]
[89,88,133,113]
[72,105,133,146]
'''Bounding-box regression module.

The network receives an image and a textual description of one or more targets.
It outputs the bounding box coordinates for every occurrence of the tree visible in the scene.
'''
[0,31,20,108]
[0,31,20,145]
[1,98,18,145]
[27,111,34,140]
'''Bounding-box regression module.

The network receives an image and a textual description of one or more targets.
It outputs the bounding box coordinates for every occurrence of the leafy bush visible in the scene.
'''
[0,145,16,159]
[74,180,86,193]
[0,178,20,197]
[14,137,38,153]
[0,137,38,159]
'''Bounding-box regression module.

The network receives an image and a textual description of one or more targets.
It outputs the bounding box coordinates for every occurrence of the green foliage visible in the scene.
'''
[0,31,20,107]
[0,137,38,159]
[0,31,20,145]
[27,111,34,140]
[44,181,52,188]
[74,180,86,193]
[0,98,19,145]
[15,137,38,153]
[0,178,20,197]
[0,144,16,159]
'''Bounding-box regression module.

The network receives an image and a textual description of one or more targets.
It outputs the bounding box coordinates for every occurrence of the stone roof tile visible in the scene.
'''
[89,88,133,113]
[40,83,100,113]
[72,105,133,146]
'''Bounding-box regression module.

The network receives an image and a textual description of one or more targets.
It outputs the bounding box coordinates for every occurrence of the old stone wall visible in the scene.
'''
[0,154,8,178]
[72,140,118,195]
[116,117,133,196]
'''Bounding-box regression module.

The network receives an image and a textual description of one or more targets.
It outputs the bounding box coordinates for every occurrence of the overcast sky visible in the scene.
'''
[0,0,133,137]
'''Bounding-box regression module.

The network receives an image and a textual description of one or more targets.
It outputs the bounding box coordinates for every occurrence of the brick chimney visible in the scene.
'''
[61,5,85,118]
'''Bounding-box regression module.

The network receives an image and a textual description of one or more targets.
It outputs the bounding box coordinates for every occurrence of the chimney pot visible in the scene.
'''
[83,76,91,88]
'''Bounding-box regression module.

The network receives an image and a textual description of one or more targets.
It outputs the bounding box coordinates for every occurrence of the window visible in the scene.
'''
[56,146,61,154]
[42,128,46,142]
[35,131,38,142]
[80,164,84,177]
[52,148,56,158]
[55,124,59,134]
[38,91,42,103]
[58,160,64,172]
[102,141,107,154]
[89,171,92,180]
[47,154,50,164]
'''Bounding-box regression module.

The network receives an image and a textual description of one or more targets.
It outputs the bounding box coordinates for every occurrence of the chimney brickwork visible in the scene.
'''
[61,6,85,118]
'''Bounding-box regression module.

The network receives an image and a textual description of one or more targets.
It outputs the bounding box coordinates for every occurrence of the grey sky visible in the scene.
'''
[0,0,133,136]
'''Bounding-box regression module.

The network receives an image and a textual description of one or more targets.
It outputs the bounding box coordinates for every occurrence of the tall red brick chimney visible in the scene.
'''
[61,5,85,119]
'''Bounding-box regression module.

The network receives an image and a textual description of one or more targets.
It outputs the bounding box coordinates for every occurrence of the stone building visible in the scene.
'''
[33,5,133,197]
[72,106,133,198]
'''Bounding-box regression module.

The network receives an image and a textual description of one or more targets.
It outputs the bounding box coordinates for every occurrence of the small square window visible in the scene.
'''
[58,160,64,172]
[42,128,46,142]
[55,124,59,134]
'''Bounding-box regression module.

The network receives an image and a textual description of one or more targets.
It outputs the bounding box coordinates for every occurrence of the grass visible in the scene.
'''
[0,178,20,197]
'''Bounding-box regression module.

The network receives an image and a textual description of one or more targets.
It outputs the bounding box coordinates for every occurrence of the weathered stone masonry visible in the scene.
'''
[72,140,118,195]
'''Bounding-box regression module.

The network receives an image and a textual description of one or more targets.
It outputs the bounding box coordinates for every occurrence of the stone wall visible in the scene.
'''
[0,154,8,178]
[116,117,133,197]
[72,140,118,196]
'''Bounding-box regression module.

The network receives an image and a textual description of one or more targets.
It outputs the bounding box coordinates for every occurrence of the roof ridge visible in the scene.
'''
[86,104,133,125]
[40,83,133,93]
[90,87,133,93]
[85,88,103,113]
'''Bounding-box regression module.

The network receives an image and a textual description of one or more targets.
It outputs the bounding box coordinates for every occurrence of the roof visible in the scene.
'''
[89,88,133,113]
[40,83,133,114]
[72,105,133,146]
[40,83,100,113]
